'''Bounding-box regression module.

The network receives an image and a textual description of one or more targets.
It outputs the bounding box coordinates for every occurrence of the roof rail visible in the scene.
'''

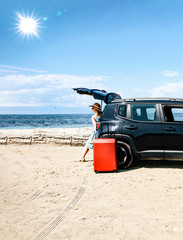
[112,97,183,102]
[169,98,183,101]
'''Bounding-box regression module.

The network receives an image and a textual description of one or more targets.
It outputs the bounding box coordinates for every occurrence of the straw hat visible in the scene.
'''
[89,102,101,112]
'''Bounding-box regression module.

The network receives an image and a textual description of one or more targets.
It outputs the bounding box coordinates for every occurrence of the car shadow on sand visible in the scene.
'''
[86,159,183,173]
[118,159,183,172]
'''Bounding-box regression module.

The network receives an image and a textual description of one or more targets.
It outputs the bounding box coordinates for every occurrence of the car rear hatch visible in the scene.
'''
[73,88,121,104]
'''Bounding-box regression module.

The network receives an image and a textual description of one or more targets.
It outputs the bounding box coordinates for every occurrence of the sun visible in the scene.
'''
[15,12,42,39]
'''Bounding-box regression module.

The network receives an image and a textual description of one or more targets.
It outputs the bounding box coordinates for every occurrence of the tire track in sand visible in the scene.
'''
[33,176,87,240]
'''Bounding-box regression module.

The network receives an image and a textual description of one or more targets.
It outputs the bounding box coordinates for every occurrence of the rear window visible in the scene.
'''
[131,104,157,122]
[118,105,127,117]
[163,106,183,122]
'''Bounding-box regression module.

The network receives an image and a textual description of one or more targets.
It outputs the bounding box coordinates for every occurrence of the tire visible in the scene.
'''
[116,141,133,169]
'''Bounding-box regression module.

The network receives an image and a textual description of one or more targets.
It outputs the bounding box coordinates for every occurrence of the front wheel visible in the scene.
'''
[116,141,133,169]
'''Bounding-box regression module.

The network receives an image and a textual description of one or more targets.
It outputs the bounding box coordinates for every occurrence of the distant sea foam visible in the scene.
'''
[0,114,93,129]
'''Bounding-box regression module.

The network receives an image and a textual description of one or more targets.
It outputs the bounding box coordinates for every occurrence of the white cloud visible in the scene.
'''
[0,64,47,73]
[0,69,19,73]
[161,71,179,77]
[0,73,107,90]
[0,73,108,107]
[150,81,183,97]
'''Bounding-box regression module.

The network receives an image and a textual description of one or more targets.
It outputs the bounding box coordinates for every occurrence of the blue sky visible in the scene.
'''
[1,0,183,113]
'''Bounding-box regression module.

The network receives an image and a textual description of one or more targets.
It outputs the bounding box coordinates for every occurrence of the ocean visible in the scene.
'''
[0,113,183,130]
[0,114,93,129]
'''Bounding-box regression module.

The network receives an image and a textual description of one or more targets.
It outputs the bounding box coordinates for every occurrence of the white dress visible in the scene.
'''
[86,116,99,149]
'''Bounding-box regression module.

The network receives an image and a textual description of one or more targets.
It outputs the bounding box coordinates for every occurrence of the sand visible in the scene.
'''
[0,127,93,145]
[0,128,93,138]
[1,130,183,239]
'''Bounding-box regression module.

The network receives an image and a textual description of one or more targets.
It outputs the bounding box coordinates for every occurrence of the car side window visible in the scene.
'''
[163,106,183,122]
[131,104,157,121]
[118,105,127,117]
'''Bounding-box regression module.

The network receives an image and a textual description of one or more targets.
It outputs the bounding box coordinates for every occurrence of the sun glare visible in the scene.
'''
[15,12,41,39]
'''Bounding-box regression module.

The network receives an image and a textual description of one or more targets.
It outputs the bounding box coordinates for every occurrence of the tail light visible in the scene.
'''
[96,123,100,130]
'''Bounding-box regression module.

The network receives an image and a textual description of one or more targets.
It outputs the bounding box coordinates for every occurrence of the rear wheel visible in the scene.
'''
[116,141,133,169]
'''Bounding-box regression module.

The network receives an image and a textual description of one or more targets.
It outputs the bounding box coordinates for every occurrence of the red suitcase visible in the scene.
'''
[93,138,117,173]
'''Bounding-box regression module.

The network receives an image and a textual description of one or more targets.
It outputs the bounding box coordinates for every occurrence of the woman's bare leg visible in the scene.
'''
[79,147,89,162]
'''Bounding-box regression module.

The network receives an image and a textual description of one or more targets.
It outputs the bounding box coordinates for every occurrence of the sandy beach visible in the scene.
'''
[0,128,93,138]
[1,129,183,240]
[0,127,93,145]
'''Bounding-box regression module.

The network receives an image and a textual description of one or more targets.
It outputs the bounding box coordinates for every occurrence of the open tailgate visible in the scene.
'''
[73,88,121,104]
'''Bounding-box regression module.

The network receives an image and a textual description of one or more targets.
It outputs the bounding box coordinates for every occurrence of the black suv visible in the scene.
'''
[74,88,183,168]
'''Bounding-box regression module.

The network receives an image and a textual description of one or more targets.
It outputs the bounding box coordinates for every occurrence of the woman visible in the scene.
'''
[79,102,102,162]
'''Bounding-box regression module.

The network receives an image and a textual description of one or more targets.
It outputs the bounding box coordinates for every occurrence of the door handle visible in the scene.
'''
[125,125,137,130]
[164,127,176,132]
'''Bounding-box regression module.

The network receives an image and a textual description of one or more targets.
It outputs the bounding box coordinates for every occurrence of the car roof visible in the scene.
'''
[112,98,183,104]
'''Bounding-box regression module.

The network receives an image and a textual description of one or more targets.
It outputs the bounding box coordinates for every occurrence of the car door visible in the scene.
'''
[122,103,164,160]
[161,104,183,160]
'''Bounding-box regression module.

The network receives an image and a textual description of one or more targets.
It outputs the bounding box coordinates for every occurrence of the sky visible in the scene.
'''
[1,0,183,114]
